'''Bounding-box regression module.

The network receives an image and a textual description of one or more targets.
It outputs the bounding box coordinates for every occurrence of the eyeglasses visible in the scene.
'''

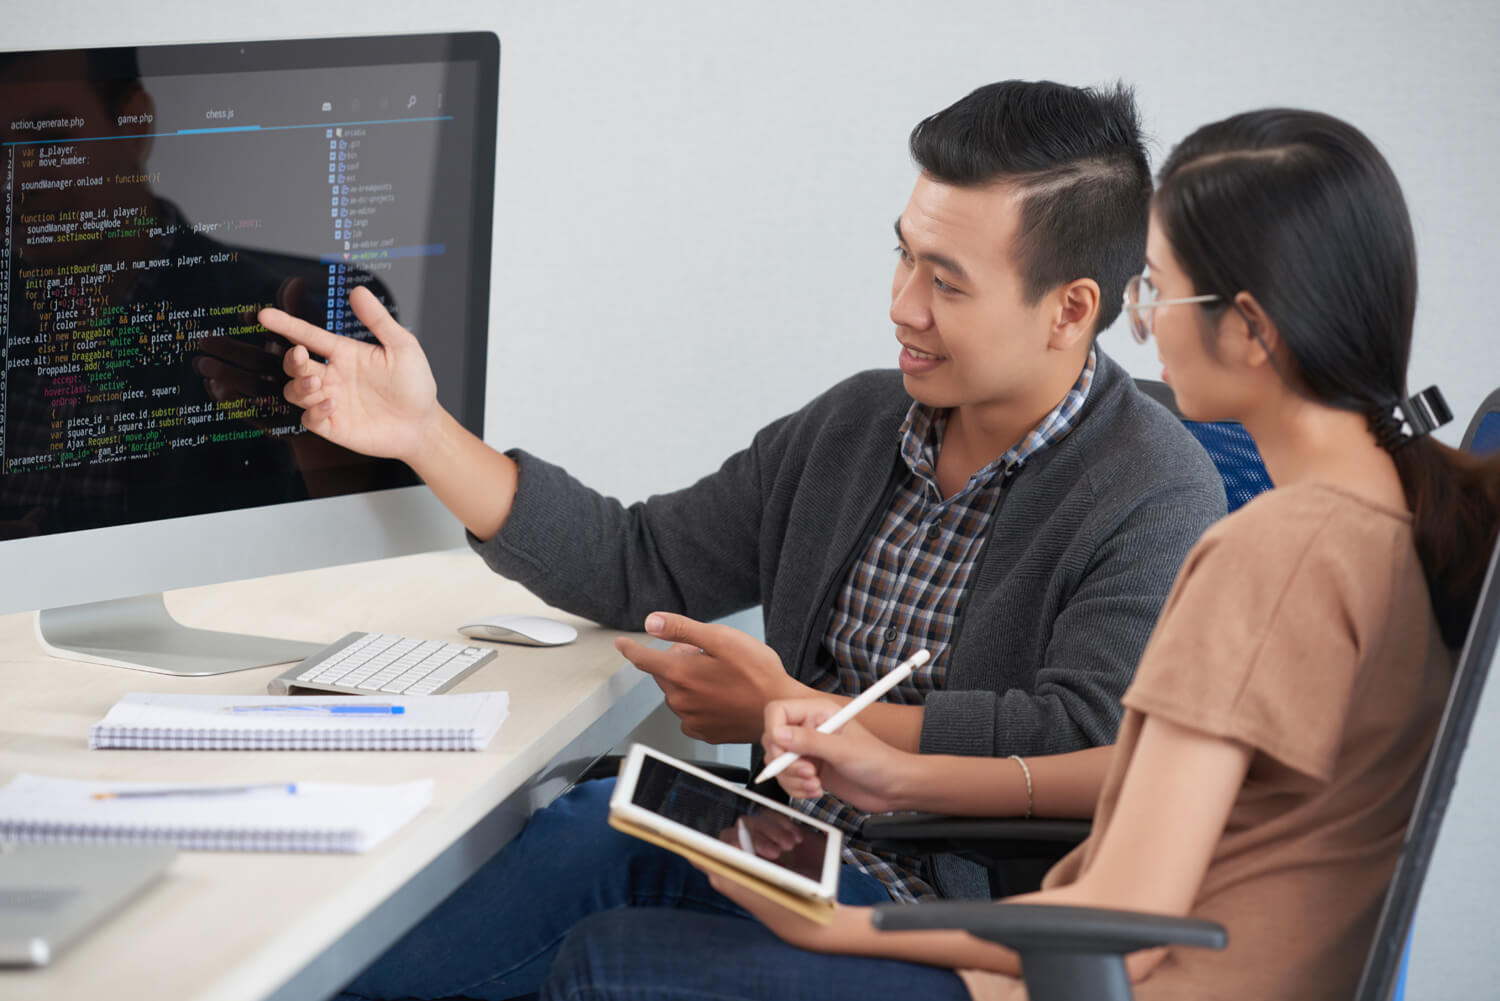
[1121,273,1220,344]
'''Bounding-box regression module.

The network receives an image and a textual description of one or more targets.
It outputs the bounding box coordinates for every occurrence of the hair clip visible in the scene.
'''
[1368,386,1452,451]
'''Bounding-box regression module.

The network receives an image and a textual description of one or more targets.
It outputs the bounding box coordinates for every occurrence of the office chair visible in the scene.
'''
[859,812,1091,897]
[872,533,1500,1001]
[1462,387,1500,456]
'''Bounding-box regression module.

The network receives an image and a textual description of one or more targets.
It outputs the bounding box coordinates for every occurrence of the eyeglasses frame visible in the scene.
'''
[1121,273,1221,345]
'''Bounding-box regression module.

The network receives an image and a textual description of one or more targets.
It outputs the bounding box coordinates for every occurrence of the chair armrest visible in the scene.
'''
[861,811,1091,857]
[875,901,1225,1001]
[872,900,1226,954]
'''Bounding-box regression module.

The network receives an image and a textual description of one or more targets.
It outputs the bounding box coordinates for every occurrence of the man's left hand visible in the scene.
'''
[615,612,812,743]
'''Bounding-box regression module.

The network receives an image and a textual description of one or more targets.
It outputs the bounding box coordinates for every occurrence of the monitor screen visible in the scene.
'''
[0,33,498,671]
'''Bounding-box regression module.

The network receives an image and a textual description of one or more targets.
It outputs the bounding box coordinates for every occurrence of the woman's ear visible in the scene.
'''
[1223,291,1281,372]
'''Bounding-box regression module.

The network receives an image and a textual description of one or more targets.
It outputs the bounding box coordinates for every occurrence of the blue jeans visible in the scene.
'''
[337,778,896,1000]
[540,907,972,1001]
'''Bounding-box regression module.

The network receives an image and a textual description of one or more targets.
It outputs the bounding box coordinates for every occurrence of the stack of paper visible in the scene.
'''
[0,774,434,853]
[88,692,510,751]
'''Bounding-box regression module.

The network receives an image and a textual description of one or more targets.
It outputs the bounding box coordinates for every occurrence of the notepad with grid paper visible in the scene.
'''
[0,774,433,853]
[88,692,510,751]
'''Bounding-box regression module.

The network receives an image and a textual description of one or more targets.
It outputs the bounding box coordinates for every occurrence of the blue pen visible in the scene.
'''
[93,782,297,800]
[224,703,406,715]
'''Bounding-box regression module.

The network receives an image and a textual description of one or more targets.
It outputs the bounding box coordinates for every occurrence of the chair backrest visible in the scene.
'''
[1353,536,1500,1000]
[1134,379,1273,512]
[1461,388,1500,456]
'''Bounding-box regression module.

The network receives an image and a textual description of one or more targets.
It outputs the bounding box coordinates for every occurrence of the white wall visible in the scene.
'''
[13,1,1494,504]
[11,2,1500,996]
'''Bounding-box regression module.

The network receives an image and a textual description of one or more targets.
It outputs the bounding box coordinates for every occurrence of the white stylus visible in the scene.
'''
[754,649,931,785]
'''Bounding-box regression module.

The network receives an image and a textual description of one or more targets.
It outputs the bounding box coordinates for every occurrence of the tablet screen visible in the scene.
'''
[628,754,832,884]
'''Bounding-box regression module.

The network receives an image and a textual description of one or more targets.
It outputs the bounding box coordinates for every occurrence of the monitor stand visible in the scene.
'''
[35,593,325,676]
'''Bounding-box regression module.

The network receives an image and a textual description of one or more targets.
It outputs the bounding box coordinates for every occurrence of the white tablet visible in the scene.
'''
[609,743,843,902]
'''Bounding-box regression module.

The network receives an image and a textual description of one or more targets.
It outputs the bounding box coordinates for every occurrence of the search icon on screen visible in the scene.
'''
[407,95,417,110]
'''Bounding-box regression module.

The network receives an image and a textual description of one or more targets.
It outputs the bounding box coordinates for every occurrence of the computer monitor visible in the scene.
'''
[0,32,499,674]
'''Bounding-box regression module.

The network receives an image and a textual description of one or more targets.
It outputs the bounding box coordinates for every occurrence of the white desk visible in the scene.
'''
[0,549,662,1001]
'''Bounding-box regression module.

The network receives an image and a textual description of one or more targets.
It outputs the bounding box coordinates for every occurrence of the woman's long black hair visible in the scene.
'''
[1155,109,1500,647]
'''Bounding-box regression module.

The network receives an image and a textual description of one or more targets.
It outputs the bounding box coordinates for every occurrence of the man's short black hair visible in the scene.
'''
[909,80,1151,333]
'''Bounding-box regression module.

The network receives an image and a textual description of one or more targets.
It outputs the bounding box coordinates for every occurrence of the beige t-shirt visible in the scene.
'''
[961,483,1452,1001]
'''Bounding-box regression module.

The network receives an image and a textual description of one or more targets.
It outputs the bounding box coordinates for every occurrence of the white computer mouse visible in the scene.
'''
[457,614,578,647]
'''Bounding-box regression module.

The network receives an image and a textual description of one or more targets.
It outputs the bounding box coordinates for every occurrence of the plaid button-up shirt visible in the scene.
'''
[798,348,1097,902]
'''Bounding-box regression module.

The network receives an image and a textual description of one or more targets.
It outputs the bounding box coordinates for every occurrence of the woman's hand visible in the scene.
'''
[763,698,919,814]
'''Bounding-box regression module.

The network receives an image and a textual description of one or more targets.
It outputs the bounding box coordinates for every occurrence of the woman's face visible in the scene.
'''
[1142,214,1242,423]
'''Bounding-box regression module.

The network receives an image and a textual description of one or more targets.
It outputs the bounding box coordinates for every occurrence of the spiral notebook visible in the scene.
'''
[88,692,510,751]
[0,774,433,853]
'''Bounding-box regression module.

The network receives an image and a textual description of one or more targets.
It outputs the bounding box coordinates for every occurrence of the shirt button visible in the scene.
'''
[883,626,899,643]
[925,522,942,541]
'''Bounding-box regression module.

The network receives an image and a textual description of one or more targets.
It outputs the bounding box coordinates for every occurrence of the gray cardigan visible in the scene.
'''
[471,351,1226,893]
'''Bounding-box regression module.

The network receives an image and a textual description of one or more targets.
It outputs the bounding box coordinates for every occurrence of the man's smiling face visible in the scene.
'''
[890,173,1057,416]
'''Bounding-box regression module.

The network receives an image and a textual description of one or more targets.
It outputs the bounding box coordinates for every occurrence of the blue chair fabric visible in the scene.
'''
[1181,421,1274,512]
[1466,413,1500,456]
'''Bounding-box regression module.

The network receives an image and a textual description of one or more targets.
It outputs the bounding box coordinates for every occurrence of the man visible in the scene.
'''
[260,79,1225,1000]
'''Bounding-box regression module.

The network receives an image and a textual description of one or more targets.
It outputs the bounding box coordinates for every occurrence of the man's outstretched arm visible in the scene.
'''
[261,286,519,540]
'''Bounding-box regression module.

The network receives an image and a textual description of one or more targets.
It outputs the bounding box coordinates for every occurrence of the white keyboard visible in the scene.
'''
[266,632,497,696]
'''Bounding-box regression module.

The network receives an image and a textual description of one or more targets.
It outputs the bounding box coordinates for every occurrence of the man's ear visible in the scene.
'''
[1048,278,1100,352]
[1223,290,1281,371]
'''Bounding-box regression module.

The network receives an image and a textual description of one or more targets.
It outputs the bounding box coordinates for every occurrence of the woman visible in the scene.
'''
[538,108,1500,1001]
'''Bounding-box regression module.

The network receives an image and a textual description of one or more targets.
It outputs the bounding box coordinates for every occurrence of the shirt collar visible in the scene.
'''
[897,346,1098,496]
